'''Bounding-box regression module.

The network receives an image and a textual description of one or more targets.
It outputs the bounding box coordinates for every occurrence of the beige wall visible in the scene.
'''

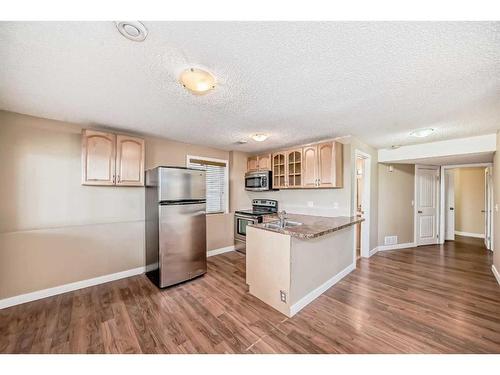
[453,167,485,235]
[493,132,500,276]
[378,164,415,245]
[229,151,252,212]
[350,138,379,251]
[0,110,233,299]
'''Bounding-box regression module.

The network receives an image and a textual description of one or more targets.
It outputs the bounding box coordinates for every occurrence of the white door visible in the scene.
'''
[416,165,440,246]
[484,167,493,250]
[445,169,455,241]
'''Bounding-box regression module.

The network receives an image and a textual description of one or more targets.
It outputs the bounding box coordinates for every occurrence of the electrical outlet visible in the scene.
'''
[280,290,287,303]
[307,201,314,207]
[333,202,339,209]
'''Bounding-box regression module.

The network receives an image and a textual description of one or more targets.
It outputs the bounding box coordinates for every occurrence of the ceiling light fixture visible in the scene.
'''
[251,134,269,142]
[115,21,148,42]
[409,128,435,138]
[179,68,216,95]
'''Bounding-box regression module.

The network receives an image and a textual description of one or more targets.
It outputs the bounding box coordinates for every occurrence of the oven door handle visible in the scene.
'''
[235,214,259,221]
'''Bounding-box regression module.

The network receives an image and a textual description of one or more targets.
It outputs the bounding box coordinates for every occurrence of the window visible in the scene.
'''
[187,155,229,214]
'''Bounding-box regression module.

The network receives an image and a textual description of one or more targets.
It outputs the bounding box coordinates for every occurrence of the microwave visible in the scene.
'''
[245,171,273,191]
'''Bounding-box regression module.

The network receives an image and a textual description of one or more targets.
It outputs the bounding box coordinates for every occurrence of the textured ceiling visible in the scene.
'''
[0,21,499,152]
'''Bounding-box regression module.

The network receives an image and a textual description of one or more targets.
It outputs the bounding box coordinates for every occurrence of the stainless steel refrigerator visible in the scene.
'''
[145,167,207,288]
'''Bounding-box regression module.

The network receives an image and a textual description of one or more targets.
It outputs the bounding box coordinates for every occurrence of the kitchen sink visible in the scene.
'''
[264,220,303,229]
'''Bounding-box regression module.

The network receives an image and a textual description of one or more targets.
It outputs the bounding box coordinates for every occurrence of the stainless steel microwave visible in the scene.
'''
[245,171,272,191]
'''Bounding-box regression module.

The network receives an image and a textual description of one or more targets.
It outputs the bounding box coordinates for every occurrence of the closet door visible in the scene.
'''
[81,130,116,185]
[116,135,145,186]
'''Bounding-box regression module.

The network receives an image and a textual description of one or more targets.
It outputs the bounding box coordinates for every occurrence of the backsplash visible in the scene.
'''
[247,188,351,217]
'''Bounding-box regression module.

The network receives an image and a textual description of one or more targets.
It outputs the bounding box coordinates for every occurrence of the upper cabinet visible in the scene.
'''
[257,154,271,171]
[302,145,318,188]
[272,152,286,189]
[247,153,271,172]
[116,135,145,186]
[317,141,343,188]
[81,130,116,185]
[252,140,343,190]
[82,129,145,187]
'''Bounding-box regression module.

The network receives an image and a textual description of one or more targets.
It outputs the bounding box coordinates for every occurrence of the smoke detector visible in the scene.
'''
[115,21,148,42]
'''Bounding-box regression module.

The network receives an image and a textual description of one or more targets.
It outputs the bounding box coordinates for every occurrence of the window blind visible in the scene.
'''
[188,158,227,214]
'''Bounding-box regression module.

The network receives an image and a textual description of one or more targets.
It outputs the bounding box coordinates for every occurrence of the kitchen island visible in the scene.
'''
[246,213,363,317]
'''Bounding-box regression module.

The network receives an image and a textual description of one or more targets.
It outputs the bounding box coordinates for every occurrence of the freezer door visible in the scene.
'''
[158,202,207,287]
[159,167,206,202]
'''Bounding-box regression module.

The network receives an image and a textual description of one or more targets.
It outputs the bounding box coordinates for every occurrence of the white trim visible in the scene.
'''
[376,242,416,252]
[186,154,230,215]
[455,231,485,239]
[492,265,500,286]
[354,149,371,259]
[369,247,379,257]
[289,262,355,316]
[378,134,496,163]
[439,162,493,247]
[207,245,235,257]
[0,266,146,310]
[415,164,441,246]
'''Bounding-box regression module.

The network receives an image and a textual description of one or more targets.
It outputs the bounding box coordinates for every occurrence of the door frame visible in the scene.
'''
[414,165,441,246]
[354,150,371,258]
[438,162,493,250]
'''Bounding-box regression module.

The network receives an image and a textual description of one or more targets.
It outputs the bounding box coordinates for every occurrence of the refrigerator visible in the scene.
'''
[145,166,207,288]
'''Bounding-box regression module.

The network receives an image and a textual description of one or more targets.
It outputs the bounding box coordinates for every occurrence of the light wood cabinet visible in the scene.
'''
[302,145,318,188]
[317,141,343,188]
[82,129,145,187]
[286,149,303,188]
[116,135,145,186]
[247,154,271,172]
[247,156,259,172]
[257,154,271,171]
[81,130,116,185]
[249,140,343,190]
[272,152,286,189]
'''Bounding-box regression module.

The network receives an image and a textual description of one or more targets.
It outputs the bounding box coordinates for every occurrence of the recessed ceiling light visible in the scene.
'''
[409,128,435,138]
[179,68,216,95]
[251,134,269,142]
[115,21,148,42]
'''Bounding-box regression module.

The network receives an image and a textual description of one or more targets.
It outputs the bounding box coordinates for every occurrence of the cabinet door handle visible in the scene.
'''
[117,175,121,183]
[418,210,423,214]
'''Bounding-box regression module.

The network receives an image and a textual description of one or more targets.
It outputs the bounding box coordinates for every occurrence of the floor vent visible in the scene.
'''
[384,236,398,246]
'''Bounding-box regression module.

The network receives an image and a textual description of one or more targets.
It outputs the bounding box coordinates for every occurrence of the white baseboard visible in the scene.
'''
[289,262,355,316]
[376,242,416,252]
[0,266,146,310]
[492,265,500,286]
[455,231,485,239]
[207,245,235,257]
[369,247,379,257]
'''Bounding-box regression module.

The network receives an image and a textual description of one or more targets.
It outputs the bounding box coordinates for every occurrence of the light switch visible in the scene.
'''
[307,201,314,207]
[495,204,499,212]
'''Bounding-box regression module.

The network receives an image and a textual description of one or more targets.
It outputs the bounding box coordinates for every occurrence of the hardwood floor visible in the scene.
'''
[1,236,499,353]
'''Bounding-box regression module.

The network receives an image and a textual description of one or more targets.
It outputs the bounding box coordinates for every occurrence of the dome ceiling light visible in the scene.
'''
[115,21,148,42]
[409,128,435,138]
[251,134,269,142]
[179,68,216,95]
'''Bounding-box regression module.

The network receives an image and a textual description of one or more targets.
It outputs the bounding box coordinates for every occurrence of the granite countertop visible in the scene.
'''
[249,213,364,239]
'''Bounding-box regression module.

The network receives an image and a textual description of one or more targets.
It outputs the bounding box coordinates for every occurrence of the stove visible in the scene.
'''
[234,199,278,254]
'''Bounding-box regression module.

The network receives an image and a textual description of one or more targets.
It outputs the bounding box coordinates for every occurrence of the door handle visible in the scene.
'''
[418,210,423,214]
[450,207,454,211]
[481,210,486,213]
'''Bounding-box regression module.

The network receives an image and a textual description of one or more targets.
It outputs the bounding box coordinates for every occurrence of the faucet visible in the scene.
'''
[277,210,287,228]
